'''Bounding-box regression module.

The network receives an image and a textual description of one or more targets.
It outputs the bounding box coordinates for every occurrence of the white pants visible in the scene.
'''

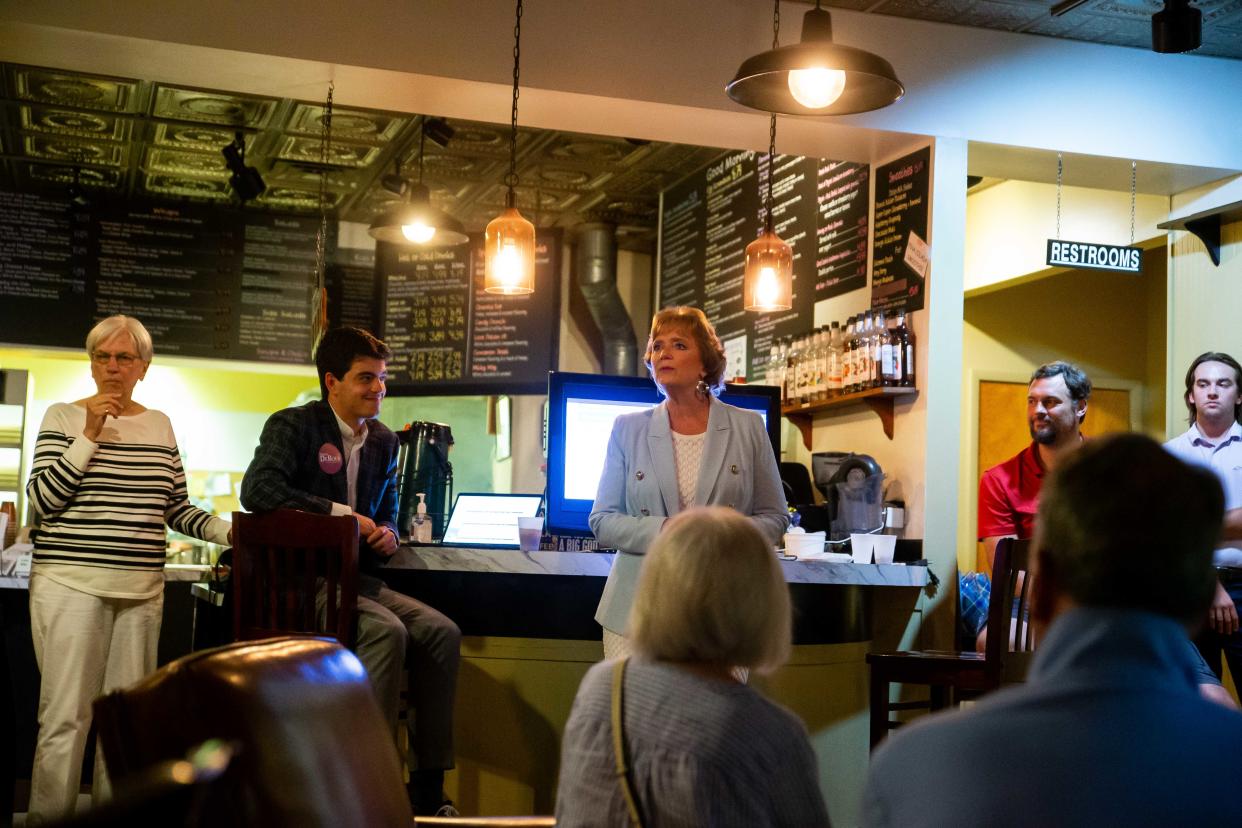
[27,574,163,824]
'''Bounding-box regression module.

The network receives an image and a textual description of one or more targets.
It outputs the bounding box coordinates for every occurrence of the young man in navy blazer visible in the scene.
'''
[241,326,460,815]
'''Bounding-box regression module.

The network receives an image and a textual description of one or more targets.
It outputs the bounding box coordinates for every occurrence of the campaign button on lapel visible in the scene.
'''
[318,442,343,474]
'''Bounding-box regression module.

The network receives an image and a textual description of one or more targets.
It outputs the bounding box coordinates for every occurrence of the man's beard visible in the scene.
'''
[1030,422,1058,445]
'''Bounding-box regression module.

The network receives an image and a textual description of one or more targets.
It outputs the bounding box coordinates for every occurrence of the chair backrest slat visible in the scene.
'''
[983,538,1034,682]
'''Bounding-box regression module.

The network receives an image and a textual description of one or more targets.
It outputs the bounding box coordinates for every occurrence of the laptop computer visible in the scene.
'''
[437,492,544,549]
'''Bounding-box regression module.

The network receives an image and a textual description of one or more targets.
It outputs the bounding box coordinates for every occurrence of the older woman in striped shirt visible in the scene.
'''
[25,314,231,824]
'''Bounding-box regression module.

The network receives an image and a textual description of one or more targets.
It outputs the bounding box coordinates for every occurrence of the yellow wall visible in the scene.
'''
[965,180,1168,294]
[955,247,1167,571]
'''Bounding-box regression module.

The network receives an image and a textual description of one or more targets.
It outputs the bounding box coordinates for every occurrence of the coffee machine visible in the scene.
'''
[812,451,884,540]
[396,421,454,540]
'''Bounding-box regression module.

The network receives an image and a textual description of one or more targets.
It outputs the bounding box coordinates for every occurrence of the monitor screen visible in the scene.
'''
[441,492,544,547]
[545,372,781,536]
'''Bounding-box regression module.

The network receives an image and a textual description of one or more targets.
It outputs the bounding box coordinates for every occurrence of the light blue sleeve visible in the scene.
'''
[588,417,666,554]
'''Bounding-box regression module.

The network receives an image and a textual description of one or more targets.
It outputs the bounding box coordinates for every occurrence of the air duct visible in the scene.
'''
[575,223,638,376]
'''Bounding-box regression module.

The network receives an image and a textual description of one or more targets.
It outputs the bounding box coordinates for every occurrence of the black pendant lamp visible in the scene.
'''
[368,118,468,247]
[726,0,903,116]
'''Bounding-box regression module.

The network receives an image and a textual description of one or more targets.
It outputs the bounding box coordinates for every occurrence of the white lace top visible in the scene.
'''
[671,429,706,511]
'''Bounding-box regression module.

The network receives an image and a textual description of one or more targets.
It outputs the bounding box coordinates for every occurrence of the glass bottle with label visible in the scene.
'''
[894,310,915,387]
[842,316,856,394]
[827,320,843,398]
[881,310,898,386]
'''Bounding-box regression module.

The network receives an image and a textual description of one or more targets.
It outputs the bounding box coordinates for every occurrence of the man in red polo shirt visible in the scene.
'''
[978,361,1091,572]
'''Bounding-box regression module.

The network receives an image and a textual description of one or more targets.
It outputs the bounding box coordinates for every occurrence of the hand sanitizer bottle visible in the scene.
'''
[411,492,433,544]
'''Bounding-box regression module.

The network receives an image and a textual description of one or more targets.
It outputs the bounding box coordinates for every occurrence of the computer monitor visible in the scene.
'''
[545,371,781,536]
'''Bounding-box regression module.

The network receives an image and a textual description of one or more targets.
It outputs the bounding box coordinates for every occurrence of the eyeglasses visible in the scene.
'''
[91,351,140,367]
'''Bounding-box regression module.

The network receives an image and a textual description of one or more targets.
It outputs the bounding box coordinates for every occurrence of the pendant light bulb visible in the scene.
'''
[401,220,436,244]
[787,67,846,109]
[484,205,536,295]
[743,229,793,312]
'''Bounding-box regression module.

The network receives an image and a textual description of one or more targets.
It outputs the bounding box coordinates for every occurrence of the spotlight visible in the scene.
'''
[222,131,266,201]
[423,117,455,148]
[1152,0,1201,54]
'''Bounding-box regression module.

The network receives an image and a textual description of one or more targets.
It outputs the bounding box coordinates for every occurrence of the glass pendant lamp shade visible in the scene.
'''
[726,4,903,116]
[368,183,468,247]
[484,204,536,294]
[743,229,793,312]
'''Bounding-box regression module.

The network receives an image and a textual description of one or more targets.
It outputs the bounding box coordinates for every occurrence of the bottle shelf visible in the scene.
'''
[781,386,919,448]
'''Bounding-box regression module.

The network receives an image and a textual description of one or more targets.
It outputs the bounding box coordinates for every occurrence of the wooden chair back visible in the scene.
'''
[231,510,359,648]
[983,537,1035,682]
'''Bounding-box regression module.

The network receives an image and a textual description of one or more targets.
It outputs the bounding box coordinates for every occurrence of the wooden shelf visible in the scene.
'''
[782,386,919,448]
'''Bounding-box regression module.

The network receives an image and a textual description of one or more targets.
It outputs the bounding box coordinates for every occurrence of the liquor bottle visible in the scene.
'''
[842,316,856,394]
[811,328,826,402]
[869,310,884,389]
[827,321,843,398]
[881,310,898,386]
[765,341,781,389]
[785,335,800,404]
[895,310,915,387]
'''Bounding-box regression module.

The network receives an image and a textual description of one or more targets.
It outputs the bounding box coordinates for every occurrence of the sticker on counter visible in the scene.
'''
[318,443,343,474]
[903,230,929,279]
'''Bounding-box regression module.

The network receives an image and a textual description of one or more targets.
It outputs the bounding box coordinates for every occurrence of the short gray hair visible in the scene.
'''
[86,315,154,363]
[630,507,791,674]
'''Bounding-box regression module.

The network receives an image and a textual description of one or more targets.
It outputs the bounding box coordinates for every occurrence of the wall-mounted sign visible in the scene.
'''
[1046,239,1142,273]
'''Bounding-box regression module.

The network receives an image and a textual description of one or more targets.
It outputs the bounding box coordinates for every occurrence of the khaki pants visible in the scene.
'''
[27,574,163,824]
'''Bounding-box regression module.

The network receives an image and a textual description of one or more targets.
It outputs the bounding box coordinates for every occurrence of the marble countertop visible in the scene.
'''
[385,545,928,587]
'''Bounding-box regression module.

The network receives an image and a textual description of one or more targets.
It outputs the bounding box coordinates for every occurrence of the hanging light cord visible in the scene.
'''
[505,0,523,206]
[418,121,427,185]
[315,82,334,293]
[765,0,780,234]
[1130,160,1137,245]
[1056,152,1063,240]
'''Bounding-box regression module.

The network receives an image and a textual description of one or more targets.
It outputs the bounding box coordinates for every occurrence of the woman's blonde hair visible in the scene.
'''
[85,315,154,363]
[630,507,791,674]
[643,306,727,396]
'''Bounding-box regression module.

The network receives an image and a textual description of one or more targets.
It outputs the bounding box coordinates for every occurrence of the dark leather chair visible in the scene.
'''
[231,509,359,648]
[866,537,1034,748]
[93,636,411,828]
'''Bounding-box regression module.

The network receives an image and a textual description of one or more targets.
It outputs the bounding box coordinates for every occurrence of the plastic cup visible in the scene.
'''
[849,533,873,564]
[517,516,544,551]
[873,534,897,565]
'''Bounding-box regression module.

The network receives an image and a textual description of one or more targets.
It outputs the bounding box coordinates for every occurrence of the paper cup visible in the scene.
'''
[517,516,544,551]
[873,534,897,565]
[849,533,873,564]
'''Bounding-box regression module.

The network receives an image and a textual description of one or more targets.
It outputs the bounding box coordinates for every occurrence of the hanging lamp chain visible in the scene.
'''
[418,121,427,185]
[1130,160,1137,245]
[1056,152,1063,240]
[315,81,334,292]
[764,0,780,233]
[773,0,780,50]
[505,0,523,200]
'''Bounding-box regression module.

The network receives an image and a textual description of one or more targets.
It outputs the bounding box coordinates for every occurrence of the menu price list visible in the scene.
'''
[95,202,243,358]
[379,230,560,394]
[871,147,930,313]
[0,189,326,363]
[660,150,862,381]
[0,190,90,343]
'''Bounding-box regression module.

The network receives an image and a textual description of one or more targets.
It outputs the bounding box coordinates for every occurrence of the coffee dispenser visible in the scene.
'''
[396,421,454,540]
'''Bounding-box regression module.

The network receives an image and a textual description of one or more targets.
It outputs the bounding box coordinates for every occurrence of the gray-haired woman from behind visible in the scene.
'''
[555,507,830,827]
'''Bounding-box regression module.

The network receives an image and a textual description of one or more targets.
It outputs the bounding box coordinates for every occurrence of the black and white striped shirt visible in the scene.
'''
[27,402,230,599]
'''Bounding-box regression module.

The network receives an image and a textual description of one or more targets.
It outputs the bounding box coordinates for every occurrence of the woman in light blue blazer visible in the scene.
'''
[590,306,788,657]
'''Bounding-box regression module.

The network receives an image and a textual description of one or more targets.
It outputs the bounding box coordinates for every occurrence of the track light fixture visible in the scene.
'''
[726,0,903,116]
[368,116,467,247]
[66,165,90,208]
[1152,0,1201,54]
[222,131,266,202]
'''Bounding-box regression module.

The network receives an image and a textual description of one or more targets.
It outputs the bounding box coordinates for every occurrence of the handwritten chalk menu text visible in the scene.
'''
[657,151,869,381]
[379,230,560,394]
[871,147,930,313]
[0,190,317,361]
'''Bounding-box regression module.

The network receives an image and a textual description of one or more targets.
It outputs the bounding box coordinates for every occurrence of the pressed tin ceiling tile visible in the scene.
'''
[151,85,277,128]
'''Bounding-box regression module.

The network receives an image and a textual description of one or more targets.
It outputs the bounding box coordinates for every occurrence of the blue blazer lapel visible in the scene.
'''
[694,399,730,506]
[647,404,681,515]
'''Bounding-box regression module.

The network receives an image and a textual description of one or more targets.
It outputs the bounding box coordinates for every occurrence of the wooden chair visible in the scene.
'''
[231,509,360,648]
[866,537,1034,749]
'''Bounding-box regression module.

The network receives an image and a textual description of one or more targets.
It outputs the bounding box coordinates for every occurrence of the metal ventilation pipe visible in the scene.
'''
[575,222,638,376]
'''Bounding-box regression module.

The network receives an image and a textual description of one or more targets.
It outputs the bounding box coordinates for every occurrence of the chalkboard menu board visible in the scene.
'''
[0,189,317,362]
[379,229,561,395]
[871,146,930,313]
[658,151,869,380]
